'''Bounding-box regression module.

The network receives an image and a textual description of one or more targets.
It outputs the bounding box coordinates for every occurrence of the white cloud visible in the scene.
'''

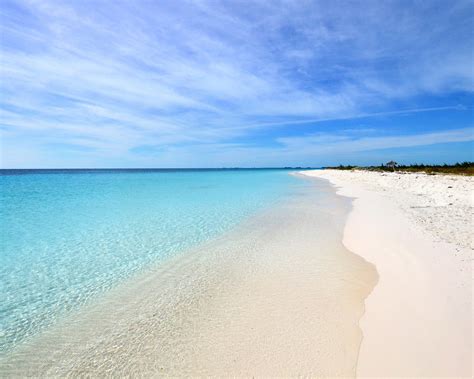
[0,0,473,167]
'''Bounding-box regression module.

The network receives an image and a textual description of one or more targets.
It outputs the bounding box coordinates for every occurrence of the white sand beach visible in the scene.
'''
[1,170,471,377]
[302,169,473,377]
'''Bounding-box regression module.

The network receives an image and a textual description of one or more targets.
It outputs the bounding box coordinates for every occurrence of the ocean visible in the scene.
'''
[0,169,299,354]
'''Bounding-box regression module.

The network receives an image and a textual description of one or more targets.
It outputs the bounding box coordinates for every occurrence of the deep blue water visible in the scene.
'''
[0,169,299,353]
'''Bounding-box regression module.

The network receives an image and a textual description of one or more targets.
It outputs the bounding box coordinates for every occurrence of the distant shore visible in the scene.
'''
[325,161,474,176]
[302,169,472,377]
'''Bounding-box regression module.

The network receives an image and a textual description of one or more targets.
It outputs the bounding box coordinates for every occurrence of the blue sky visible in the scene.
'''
[0,0,473,168]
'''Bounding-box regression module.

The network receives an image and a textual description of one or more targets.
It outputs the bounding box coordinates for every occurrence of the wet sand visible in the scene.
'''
[1,175,377,377]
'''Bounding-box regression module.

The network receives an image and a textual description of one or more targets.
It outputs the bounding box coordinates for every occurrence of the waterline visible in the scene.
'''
[1,174,377,376]
[0,169,296,353]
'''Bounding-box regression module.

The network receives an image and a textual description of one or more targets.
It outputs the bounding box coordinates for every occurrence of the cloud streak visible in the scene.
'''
[233,105,468,131]
[277,127,474,154]
[0,0,473,167]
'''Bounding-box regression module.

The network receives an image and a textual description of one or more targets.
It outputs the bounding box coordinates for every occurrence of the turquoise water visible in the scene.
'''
[0,169,297,353]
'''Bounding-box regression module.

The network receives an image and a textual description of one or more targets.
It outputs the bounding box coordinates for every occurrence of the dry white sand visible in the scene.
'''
[302,169,473,377]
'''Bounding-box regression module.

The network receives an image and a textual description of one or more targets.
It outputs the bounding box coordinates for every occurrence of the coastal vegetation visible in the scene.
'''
[327,161,474,175]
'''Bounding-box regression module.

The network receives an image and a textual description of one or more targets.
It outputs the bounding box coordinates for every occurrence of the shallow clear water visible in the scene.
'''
[0,173,377,377]
[0,169,298,353]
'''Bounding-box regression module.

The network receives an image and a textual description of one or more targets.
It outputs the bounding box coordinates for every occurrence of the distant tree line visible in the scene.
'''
[326,161,474,175]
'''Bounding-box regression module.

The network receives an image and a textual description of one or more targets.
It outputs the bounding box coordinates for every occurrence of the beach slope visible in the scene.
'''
[302,169,472,377]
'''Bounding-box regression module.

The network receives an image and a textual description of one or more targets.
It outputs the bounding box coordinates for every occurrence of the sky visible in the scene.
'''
[0,0,473,168]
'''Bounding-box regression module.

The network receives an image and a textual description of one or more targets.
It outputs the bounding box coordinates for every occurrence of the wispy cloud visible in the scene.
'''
[0,0,473,167]
[276,127,474,154]
[232,105,468,131]
[122,127,474,168]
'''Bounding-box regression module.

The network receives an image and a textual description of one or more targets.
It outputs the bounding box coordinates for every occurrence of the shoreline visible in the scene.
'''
[1,175,377,377]
[302,169,472,377]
